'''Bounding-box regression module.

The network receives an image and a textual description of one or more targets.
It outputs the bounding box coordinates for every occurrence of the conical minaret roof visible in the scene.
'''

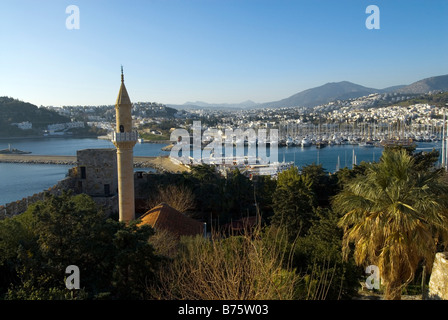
[116,66,132,106]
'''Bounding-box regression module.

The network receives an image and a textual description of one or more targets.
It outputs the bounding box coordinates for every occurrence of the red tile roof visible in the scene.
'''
[138,202,204,237]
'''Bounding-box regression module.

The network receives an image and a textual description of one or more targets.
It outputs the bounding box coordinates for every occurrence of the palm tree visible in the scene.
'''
[333,149,448,300]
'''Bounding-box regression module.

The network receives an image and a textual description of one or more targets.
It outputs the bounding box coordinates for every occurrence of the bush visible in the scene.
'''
[151,227,301,300]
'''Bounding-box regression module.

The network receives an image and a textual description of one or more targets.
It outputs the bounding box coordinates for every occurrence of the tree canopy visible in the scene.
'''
[0,192,160,299]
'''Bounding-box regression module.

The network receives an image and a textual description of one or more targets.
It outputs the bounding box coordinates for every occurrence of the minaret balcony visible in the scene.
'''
[112,131,139,143]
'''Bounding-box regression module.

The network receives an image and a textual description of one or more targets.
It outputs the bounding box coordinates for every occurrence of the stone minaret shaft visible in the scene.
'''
[112,67,137,222]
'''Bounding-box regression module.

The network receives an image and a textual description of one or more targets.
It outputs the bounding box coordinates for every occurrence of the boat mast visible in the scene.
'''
[442,112,446,169]
[445,109,448,171]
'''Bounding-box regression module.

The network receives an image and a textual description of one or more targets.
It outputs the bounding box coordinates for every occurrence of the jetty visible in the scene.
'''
[0,154,76,165]
[0,154,189,173]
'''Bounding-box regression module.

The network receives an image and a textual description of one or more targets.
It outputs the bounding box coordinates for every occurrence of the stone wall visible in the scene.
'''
[428,252,448,300]
[77,149,118,197]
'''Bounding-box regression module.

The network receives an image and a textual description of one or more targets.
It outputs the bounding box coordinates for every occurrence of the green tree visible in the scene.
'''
[335,162,369,191]
[253,175,277,221]
[333,149,448,300]
[226,168,254,219]
[294,208,361,300]
[271,166,315,240]
[412,149,440,173]
[300,163,338,206]
[111,221,159,299]
[188,164,228,224]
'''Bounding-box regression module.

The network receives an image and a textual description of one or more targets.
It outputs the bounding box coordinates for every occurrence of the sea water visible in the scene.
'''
[0,138,170,206]
[0,163,73,206]
[0,138,442,206]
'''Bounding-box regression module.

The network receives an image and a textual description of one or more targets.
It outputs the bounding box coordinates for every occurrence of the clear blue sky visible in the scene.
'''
[0,0,447,106]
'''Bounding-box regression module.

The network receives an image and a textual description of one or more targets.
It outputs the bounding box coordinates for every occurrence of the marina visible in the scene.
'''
[0,137,443,207]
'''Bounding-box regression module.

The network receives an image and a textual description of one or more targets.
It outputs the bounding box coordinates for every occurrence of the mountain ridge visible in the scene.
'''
[256,74,448,109]
[172,74,448,110]
[396,74,448,94]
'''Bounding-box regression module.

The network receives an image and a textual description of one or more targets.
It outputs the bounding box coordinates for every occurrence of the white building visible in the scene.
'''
[12,121,32,130]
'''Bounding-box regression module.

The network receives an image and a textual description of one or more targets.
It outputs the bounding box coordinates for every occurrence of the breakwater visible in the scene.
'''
[0,154,161,167]
[0,154,77,165]
[0,154,188,172]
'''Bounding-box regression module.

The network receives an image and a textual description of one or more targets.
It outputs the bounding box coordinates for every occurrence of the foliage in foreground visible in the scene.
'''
[333,149,448,300]
[2,147,445,300]
[151,226,323,300]
[0,192,160,299]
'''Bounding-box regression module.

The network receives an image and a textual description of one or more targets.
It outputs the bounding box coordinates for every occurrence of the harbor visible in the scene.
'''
[0,137,443,207]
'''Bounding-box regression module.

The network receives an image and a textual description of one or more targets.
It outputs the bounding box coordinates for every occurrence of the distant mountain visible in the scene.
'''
[256,81,381,109]
[171,100,258,110]
[171,74,448,111]
[396,74,448,94]
[253,75,448,109]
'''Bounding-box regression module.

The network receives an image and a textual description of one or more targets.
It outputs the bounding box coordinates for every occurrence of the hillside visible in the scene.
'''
[257,81,380,109]
[396,74,448,94]
[394,91,448,108]
[0,97,70,137]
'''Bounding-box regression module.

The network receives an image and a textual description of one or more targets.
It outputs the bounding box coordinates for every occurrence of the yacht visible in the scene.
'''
[301,138,312,147]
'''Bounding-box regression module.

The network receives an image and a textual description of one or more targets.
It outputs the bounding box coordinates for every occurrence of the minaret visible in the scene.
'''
[112,66,137,222]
